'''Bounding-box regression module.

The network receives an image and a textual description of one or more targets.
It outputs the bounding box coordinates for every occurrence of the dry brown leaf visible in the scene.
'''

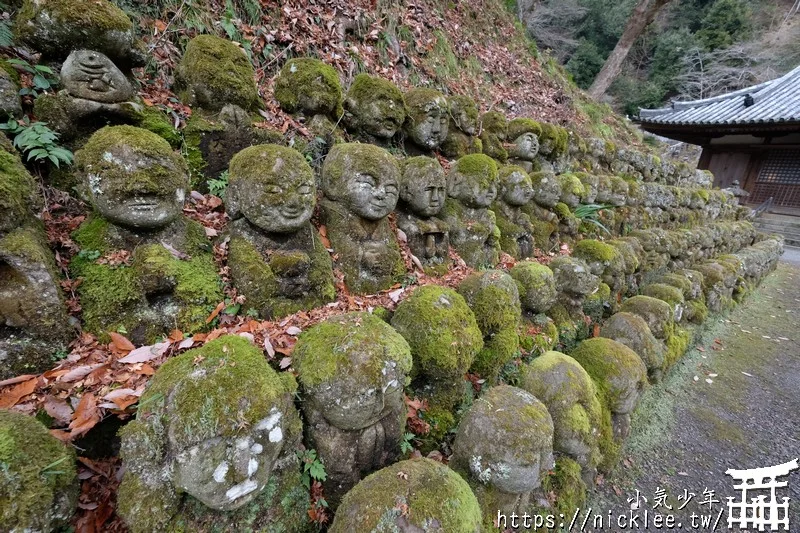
[108,332,134,352]
[0,377,37,408]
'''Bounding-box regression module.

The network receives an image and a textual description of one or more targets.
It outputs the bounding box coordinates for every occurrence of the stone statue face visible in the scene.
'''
[364,99,405,139]
[236,164,315,233]
[88,156,186,230]
[454,177,497,209]
[407,96,449,149]
[346,171,399,220]
[510,132,540,161]
[401,160,447,217]
[310,367,405,431]
[501,170,534,207]
[61,50,135,104]
[453,108,478,136]
[171,407,286,510]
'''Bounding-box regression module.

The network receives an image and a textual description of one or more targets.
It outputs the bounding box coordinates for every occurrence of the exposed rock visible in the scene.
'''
[0,65,22,119]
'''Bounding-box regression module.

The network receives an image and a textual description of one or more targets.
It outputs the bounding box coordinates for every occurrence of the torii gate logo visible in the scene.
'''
[726,458,798,531]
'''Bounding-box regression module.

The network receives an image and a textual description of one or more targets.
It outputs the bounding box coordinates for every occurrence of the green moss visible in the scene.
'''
[584,282,611,322]
[664,327,691,369]
[448,95,479,131]
[182,112,225,185]
[344,73,405,135]
[176,35,260,112]
[452,153,499,189]
[331,458,482,532]
[554,202,571,219]
[404,87,447,124]
[134,336,287,448]
[540,123,569,157]
[294,312,412,388]
[687,299,709,324]
[458,271,521,334]
[391,285,483,380]
[619,295,674,340]
[0,141,39,230]
[654,273,693,299]
[116,472,178,533]
[0,410,77,531]
[471,327,520,382]
[481,111,507,137]
[274,58,342,117]
[574,239,618,263]
[519,315,559,355]
[133,106,182,148]
[642,283,685,310]
[507,118,542,140]
[558,173,585,198]
[542,457,586,518]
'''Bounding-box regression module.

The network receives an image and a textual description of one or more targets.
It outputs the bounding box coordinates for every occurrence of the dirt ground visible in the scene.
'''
[586,259,800,532]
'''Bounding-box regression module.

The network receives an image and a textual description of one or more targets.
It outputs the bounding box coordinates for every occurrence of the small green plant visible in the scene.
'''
[207,170,229,198]
[400,432,415,455]
[51,349,69,363]
[77,249,101,261]
[297,449,327,489]
[0,118,74,167]
[39,456,68,477]
[573,204,613,235]
[6,58,59,97]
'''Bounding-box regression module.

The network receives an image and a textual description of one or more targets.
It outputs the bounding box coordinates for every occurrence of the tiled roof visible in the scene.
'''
[638,65,800,127]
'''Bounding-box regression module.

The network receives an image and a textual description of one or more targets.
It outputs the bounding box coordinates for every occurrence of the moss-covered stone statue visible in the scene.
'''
[510,261,557,315]
[451,385,554,528]
[330,458,482,533]
[536,122,570,173]
[570,338,647,454]
[391,285,483,444]
[0,409,78,531]
[274,57,342,119]
[294,312,412,506]
[458,270,521,383]
[226,145,334,319]
[71,126,221,343]
[549,256,599,319]
[442,154,501,268]
[395,156,450,275]
[507,118,542,172]
[320,143,405,294]
[1,139,71,379]
[600,312,665,382]
[441,95,482,158]
[15,0,146,68]
[403,88,449,153]
[117,336,308,532]
[479,110,508,163]
[342,74,406,142]
[175,35,260,112]
[493,165,535,260]
[519,352,603,481]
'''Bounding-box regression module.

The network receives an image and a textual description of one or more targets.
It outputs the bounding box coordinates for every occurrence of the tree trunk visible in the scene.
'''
[588,0,675,99]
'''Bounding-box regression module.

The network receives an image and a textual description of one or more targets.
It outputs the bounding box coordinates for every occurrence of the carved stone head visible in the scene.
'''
[404,89,449,149]
[226,145,315,233]
[507,118,542,161]
[400,156,446,217]
[76,125,189,230]
[448,95,479,135]
[343,74,406,139]
[448,154,499,209]
[61,50,135,103]
[499,166,534,207]
[321,143,400,221]
[294,312,412,431]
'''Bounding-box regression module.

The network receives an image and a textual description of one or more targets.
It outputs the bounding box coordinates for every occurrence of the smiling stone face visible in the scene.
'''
[226,145,315,233]
[510,132,540,161]
[404,89,449,149]
[61,49,135,103]
[344,74,406,139]
[449,154,499,209]
[400,156,447,217]
[76,126,189,230]
[322,143,400,221]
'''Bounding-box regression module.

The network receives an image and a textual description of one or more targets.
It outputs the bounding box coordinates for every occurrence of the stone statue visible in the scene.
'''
[492,165,535,260]
[507,118,541,172]
[71,126,221,344]
[0,138,71,379]
[442,154,501,268]
[342,74,406,142]
[294,312,412,506]
[226,145,335,319]
[403,88,449,153]
[441,95,482,158]
[451,385,554,523]
[118,336,309,532]
[320,143,405,294]
[479,111,508,163]
[62,50,135,104]
[395,156,450,275]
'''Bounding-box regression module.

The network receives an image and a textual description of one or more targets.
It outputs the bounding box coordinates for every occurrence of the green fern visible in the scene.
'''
[0,118,73,167]
[573,203,613,235]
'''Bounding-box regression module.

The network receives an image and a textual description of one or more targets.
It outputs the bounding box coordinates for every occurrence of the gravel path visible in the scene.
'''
[585,260,800,532]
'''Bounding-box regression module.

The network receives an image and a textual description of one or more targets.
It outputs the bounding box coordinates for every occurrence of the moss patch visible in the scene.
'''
[274,57,343,117]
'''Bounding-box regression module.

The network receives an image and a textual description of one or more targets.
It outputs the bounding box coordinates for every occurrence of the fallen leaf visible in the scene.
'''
[0,377,37,408]
[44,396,74,425]
[62,363,107,383]
[279,357,292,369]
[286,326,302,336]
[206,301,225,324]
[108,332,134,352]
[0,374,37,387]
[118,342,170,364]
[264,337,276,357]
[69,393,100,438]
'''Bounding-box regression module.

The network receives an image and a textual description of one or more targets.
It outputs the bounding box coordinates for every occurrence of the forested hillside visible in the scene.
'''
[518,0,800,114]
